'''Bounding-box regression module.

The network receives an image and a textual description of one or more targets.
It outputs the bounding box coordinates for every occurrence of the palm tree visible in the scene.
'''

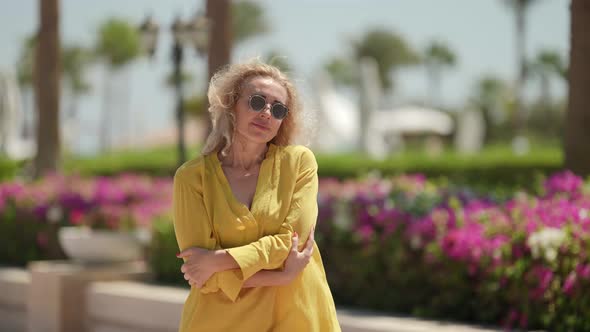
[423,40,457,107]
[204,0,231,138]
[17,38,92,141]
[61,45,92,153]
[95,18,140,151]
[16,36,36,139]
[232,0,268,45]
[34,0,60,177]
[470,76,508,144]
[502,0,540,136]
[527,49,566,105]
[324,57,357,87]
[353,29,420,91]
[207,0,231,82]
[264,51,291,72]
[62,46,92,104]
[564,0,590,176]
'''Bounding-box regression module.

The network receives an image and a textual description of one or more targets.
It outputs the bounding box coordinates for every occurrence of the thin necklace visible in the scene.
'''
[221,147,267,178]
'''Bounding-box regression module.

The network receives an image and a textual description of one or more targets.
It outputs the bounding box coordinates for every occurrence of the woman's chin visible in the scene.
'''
[246,130,274,143]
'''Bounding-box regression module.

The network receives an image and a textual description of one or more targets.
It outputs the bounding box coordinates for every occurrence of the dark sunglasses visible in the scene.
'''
[248,94,289,120]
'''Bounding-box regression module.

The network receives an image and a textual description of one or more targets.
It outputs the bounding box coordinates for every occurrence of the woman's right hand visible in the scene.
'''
[283,226,315,281]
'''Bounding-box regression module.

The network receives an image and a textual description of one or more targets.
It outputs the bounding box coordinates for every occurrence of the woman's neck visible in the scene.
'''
[222,139,269,171]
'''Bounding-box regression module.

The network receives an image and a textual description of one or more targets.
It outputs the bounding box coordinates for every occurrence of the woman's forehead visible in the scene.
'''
[243,77,288,103]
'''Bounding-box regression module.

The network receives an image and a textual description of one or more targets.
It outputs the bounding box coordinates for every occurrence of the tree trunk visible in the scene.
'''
[427,64,440,108]
[206,0,232,82]
[513,0,527,136]
[34,0,60,177]
[204,0,232,140]
[99,67,112,152]
[564,0,590,176]
[173,42,187,167]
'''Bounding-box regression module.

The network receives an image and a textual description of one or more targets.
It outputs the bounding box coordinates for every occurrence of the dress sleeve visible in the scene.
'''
[172,170,245,302]
[225,147,318,281]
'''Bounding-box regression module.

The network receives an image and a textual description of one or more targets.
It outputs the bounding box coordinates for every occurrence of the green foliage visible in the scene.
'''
[0,205,65,266]
[16,36,36,88]
[528,49,567,81]
[149,219,185,285]
[96,18,141,68]
[62,45,93,93]
[264,51,291,73]
[232,0,268,45]
[502,0,541,10]
[527,100,565,139]
[60,144,562,193]
[353,29,420,89]
[324,57,358,87]
[0,158,21,181]
[184,94,207,118]
[0,206,41,266]
[15,36,92,93]
[424,40,456,69]
[471,75,508,109]
[63,145,201,177]
[165,70,194,88]
[316,146,562,192]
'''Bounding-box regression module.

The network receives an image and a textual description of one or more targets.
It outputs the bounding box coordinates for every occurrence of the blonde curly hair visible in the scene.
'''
[201,60,302,156]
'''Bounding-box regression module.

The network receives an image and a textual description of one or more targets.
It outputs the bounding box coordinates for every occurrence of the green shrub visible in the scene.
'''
[316,146,562,192]
[0,204,64,266]
[63,145,562,192]
[0,158,22,181]
[63,146,197,177]
[149,219,184,285]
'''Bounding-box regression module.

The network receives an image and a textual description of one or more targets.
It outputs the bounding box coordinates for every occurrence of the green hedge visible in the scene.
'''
[62,145,562,192]
[316,148,562,192]
[0,158,21,181]
[150,219,185,286]
[62,146,196,177]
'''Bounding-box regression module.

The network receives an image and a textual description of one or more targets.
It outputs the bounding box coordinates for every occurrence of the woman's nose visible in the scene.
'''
[259,104,272,118]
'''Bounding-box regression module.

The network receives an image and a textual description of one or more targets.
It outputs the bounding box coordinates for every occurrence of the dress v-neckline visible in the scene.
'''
[211,144,276,216]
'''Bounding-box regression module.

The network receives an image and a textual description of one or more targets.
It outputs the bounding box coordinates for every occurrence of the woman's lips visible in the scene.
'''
[252,122,270,130]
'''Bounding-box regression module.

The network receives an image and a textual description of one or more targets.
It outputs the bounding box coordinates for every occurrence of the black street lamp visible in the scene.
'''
[139,11,209,168]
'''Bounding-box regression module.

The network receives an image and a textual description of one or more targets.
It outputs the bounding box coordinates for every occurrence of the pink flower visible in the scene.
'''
[562,272,577,296]
[69,210,85,225]
[576,264,590,280]
[529,266,553,300]
[544,170,583,198]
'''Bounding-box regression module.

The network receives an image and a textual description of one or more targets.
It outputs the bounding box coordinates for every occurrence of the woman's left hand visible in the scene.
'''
[177,247,217,288]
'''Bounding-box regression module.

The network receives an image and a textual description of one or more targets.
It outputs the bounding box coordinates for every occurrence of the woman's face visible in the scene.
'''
[234,76,288,145]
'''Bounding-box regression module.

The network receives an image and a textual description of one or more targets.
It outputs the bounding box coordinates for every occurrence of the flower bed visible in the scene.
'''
[317,171,590,331]
[1,171,588,330]
[0,173,172,265]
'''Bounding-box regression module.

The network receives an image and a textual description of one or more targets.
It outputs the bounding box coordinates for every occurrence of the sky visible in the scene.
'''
[0,0,570,154]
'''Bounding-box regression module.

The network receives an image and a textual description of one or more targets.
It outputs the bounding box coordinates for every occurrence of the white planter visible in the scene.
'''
[58,227,150,263]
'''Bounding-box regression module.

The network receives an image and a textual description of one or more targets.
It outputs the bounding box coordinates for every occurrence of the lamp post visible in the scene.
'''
[139,12,209,168]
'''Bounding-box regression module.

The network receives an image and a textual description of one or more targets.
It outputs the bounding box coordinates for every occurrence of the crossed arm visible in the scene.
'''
[178,228,315,288]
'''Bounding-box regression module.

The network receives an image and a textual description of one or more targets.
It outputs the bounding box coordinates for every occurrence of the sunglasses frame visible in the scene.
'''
[247,94,289,120]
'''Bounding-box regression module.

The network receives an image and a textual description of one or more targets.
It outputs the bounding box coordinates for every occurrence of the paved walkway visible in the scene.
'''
[338,308,503,332]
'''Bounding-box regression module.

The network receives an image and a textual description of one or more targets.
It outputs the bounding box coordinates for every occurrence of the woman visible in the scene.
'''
[172,60,341,331]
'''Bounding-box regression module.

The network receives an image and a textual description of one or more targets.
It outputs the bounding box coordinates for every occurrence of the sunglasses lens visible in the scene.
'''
[271,104,289,120]
[249,95,266,111]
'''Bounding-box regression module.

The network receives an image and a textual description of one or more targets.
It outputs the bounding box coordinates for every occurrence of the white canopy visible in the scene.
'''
[370,106,454,135]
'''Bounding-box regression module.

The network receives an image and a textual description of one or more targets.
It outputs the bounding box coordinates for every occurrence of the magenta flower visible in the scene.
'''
[544,170,583,198]
[562,272,577,296]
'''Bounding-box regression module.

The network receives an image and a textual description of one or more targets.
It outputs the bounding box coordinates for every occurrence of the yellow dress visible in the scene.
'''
[173,144,341,332]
